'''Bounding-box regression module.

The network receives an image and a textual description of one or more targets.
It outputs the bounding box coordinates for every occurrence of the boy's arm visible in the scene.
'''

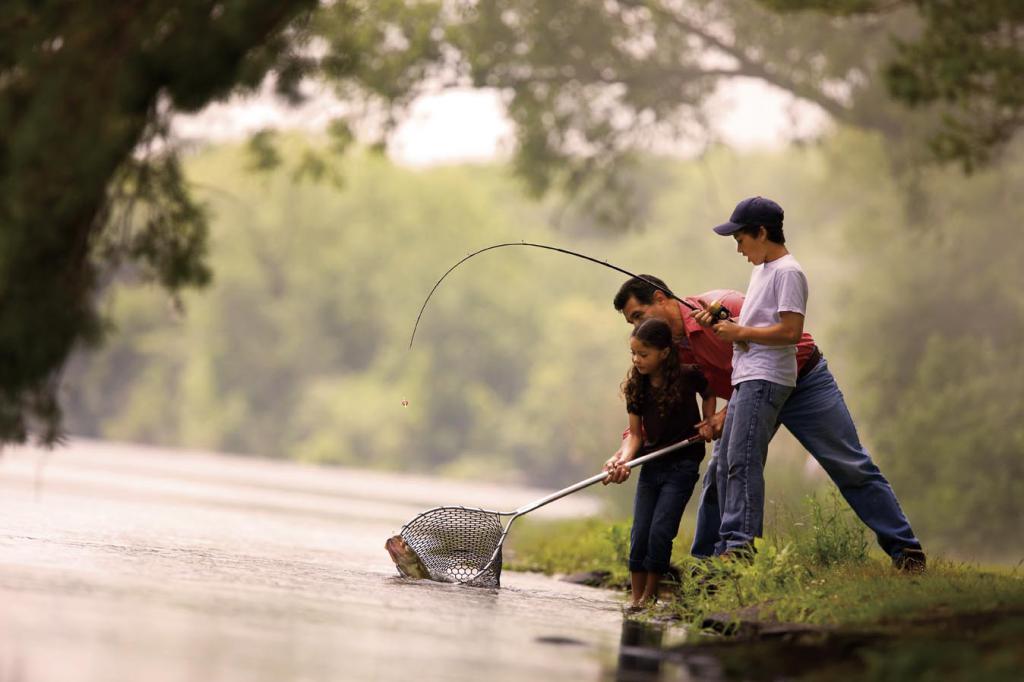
[712,311,804,346]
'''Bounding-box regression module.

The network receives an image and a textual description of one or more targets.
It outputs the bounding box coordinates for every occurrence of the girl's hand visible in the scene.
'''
[608,464,631,485]
[696,420,714,442]
[602,455,622,485]
[602,455,631,485]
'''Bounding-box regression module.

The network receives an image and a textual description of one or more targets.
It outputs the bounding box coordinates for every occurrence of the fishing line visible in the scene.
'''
[408,241,716,350]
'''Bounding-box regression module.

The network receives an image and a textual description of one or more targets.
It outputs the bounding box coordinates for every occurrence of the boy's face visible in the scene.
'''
[621,292,669,329]
[734,228,769,265]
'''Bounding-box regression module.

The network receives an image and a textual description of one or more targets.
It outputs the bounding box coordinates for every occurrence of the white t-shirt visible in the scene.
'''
[731,253,808,387]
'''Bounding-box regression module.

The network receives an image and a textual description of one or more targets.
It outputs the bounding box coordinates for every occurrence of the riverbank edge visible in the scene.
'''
[503,515,1024,635]
[509,567,1024,680]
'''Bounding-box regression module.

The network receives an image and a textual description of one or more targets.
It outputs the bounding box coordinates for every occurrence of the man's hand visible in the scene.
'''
[695,410,727,441]
[690,299,718,328]
[710,409,726,438]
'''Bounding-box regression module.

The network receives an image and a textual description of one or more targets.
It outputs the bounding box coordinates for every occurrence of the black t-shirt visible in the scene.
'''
[627,364,708,462]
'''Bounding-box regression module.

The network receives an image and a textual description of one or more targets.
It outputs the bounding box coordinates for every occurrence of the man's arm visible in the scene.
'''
[698,394,717,441]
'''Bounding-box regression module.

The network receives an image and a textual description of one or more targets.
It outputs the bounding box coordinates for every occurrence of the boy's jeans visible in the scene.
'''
[714,379,792,555]
[693,359,921,558]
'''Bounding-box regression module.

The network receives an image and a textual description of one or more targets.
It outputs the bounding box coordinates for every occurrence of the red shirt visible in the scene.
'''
[678,290,817,400]
[622,289,819,441]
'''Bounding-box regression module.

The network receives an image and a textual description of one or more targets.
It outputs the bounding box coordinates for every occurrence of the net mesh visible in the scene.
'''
[400,506,505,587]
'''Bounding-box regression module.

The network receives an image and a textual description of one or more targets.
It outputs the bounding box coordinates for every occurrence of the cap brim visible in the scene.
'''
[713,221,744,235]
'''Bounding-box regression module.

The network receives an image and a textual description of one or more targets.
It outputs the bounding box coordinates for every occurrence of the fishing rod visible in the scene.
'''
[408,241,731,349]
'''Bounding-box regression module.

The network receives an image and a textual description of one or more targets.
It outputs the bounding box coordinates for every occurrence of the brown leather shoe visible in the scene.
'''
[892,547,927,573]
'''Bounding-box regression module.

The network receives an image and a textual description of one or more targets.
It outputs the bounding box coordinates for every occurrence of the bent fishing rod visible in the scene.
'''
[409,241,731,349]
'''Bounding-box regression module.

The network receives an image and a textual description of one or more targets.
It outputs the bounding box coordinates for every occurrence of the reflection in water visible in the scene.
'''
[614,619,666,681]
[609,619,726,682]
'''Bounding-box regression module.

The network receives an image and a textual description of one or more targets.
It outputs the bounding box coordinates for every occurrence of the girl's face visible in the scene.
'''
[734,228,768,265]
[630,337,670,375]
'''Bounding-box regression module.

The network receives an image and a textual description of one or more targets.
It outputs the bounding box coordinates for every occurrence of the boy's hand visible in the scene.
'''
[713,320,750,351]
[696,420,714,442]
[711,319,742,342]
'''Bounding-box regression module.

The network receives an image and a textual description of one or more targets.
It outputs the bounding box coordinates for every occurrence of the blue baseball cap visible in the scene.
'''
[713,196,784,235]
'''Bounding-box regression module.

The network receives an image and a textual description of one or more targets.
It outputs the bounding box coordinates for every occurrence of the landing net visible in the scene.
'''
[400,506,505,587]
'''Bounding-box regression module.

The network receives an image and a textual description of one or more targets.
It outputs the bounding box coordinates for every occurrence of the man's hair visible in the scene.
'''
[738,223,786,245]
[613,274,674,311]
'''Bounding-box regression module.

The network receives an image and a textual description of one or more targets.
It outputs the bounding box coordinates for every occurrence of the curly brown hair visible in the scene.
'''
[621,318,684,418]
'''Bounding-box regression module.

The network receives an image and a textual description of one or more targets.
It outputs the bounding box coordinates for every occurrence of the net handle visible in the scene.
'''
[513,435,704,516]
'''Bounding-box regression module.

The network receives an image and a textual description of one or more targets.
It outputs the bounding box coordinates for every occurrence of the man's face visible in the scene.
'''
[621,294,666,329]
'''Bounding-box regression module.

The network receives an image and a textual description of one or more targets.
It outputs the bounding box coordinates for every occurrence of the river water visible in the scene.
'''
[0,440,696,681]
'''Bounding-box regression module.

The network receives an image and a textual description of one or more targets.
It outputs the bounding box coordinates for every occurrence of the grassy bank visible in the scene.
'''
[505,494,1024,629]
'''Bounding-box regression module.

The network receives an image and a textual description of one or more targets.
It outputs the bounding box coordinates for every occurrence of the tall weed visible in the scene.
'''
[769,490,869,567]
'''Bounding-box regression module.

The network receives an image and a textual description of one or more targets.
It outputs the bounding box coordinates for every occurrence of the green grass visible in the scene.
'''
[505,493,1024,631]
[504,517,634,585]
[670,545,1024,628]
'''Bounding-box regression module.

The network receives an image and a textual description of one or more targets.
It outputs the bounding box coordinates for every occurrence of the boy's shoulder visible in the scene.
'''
[770,253,804,272]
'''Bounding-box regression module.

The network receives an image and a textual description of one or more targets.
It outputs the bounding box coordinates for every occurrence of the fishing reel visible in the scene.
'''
[706,300,732,323]
[704,299,748,351]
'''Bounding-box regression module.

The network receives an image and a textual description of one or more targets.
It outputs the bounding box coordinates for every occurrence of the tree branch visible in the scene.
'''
[642,3,854,123]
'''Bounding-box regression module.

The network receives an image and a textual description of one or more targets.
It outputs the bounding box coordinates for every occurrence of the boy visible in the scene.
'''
[697,196,807,556]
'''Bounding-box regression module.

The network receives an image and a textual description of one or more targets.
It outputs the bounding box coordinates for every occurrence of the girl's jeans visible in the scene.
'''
[693,360,921,558]
[714,379,792,555]
[629,458,701,573]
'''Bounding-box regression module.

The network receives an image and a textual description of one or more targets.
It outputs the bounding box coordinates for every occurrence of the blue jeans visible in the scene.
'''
[691,441,724,558]
[714,379,792,554]
[629,458,701,573]
[692,359,921,558]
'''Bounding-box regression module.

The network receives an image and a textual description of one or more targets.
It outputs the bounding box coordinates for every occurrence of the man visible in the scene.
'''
[609,267,925,568]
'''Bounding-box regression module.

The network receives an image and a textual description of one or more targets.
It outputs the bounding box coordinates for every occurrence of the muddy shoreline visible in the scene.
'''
[609,607,1024,681]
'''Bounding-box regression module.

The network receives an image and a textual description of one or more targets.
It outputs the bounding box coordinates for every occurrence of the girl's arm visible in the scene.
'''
[619,413,643,463]
[603,413,642,485]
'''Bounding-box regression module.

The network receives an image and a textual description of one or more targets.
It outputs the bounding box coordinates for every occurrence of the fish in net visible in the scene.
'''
[389,436,702,588]
[399,506,506,587]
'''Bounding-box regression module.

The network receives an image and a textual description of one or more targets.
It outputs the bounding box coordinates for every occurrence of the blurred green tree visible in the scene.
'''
[7,0,1021,465]
[60,132,1024,555]
[758,0,1024,171]
[832,139,1024,555]
[295,0,1024,213]
[0,1,317,444]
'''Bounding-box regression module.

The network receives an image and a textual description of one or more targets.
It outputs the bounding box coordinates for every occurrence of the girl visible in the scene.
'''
[604,317,716,610]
